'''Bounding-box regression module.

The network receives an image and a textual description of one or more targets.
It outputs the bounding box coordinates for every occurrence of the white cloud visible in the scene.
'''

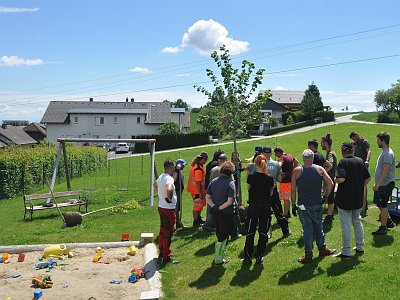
[323,56,331,60]
[275,86,285,90]
[129,67,151,74]
[176,73,191,77]
[0,7,39,13]
[0,56,44,66]
[321,90,376,112]
[161,46,181,54]
[180,19,249,56]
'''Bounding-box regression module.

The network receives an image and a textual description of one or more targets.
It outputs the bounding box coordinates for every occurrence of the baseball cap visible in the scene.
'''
[341,142,353,152]
[176,158,187,166]
[255,145,262,153]
[262,146,272,153]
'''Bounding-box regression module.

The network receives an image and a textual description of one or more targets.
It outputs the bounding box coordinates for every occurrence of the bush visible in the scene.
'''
[377,113,392,123]
[157,121,180,135]
[293,111,307,122]
[282,111,296,125]
[0,145,107,199]
[134,132,210,153]
[315,110,335,122]
[263,120,315,136]
[286,115,295,125]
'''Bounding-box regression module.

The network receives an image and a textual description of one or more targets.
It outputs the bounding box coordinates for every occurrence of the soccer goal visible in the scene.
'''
[50,138,156,206]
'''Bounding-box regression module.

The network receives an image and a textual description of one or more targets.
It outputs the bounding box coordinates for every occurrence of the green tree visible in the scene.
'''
[194,45,267,205]
[301,82,324,120]
[286,115,295,125]
[197,106,224,136]
[171,98,189,110]
[267,116,278,128]
[374,79,400,121]
[157,121,180,135]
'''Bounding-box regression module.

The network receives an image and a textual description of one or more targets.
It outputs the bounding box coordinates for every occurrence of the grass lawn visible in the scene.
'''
[1,122,400,299]
[334,111,362,117]
[189,112,203,132]
[352,111,379,122]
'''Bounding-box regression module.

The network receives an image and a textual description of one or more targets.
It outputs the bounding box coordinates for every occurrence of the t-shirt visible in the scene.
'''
[375,148,396,186]
[335,156,370,210]
[326,150,337,179]
[279,153,295,183]
[206,175,236,214]
[209,166,221,182]
[354,139,370,162]
[247,172,274,206]
[267,159,282,182]
[157,173,177,209]
[313,151,326,167]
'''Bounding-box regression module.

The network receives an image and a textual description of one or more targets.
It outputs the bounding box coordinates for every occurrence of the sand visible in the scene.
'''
[0,247,151,300]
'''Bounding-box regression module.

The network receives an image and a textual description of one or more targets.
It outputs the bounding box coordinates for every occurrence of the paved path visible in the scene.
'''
[109,114,397,159]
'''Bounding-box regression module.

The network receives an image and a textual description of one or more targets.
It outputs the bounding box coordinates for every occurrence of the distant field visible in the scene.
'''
[334,111,362,117]
[352,111,379,122]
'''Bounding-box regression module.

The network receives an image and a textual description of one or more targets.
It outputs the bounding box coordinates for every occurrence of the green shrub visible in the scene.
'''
[293,111,306,122]
[286,115,295,125]
[315,110,335,122]
[0,145,107,199]
[263,120,315,136]
[282,111,296,125]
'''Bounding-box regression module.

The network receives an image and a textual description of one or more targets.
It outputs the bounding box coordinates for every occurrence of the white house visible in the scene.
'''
[41,99,190,142]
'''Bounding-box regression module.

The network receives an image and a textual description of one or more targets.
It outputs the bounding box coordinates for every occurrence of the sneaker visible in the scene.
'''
[163,258,180,264]
[333,252,351,259]
[387,220,396,229]
[193,219,201,227]
[319,248,336,257]
[255,257,263,265]
[240,257,252,265]
[298,256,312,264]
[198,217,206,225]
[353,246,364,254]
[214,259,230,266]
[372,226,387,236]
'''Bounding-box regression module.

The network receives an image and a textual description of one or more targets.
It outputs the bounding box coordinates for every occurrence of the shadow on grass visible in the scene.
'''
[189,265,226,289]
[194,242,214,257]
[230,262,264,287]
[22,213,63,222]
[372,234,394,247]
[174,227,213,249]
[278,257,324,285]
[265,237,284,254]
[296,235,304,248]
[326,256,362,277]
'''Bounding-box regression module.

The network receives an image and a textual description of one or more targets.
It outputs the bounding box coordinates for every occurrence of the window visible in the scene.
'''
[117,135,121,139]
[137,117,141,124]
[113,116,118,124]
[95,117,104,126]
[74,116,79,123]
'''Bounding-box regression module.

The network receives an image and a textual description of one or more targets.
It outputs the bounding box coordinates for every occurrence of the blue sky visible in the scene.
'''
[1,0,400,122]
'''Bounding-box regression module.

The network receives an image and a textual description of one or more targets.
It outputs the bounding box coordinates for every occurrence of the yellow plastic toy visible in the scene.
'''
[92,247,103,262]
[43,244,74,259]
[127,245,137,256]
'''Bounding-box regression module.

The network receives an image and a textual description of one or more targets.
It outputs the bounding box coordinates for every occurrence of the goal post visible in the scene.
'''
[51,138,157,206]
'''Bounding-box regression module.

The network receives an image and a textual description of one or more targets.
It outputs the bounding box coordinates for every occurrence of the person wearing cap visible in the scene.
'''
[241,154,274,265]
[202,153,228,232]
[206,161,237,265]
[291,149,336,263]
[332,142,370,259]
[321,134,338,228]
[274,146,298,218]
[154,159,179,264]
[187,152,208,227]
[242,145,263,163]
[372,132,396,235]
[173,158,186,228]
[350,131,372,214]
[262,146,290,238]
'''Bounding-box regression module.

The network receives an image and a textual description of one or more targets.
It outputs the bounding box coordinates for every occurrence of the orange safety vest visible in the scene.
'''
[187,163,205,195]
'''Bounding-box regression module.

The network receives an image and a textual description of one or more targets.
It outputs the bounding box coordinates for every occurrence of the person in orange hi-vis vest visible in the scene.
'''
[187,151,208,227]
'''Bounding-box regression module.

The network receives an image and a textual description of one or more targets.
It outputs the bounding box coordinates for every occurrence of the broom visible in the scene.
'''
[63,206,117,227]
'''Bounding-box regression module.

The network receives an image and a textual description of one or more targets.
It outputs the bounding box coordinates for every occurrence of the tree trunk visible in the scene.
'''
[232,121,242,206]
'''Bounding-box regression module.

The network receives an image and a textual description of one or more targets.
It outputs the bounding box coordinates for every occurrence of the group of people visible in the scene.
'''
[155,130,396,266]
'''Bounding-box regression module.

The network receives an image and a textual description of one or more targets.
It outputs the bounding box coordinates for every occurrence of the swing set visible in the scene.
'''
[49,138,157,206]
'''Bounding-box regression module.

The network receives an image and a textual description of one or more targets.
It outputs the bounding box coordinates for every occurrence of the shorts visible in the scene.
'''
[279,182,291,201]
[192,193,206,212]
[373,181,395,208]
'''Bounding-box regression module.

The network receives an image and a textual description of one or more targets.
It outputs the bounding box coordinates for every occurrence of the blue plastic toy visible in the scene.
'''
[34,289,43,299]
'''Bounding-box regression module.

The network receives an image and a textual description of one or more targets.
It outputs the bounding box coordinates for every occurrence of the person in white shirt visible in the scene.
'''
[154,159,179,264]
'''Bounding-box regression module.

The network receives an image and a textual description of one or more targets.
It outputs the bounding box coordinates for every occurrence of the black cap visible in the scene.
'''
[262,146,272,153]
[341,142,353,152]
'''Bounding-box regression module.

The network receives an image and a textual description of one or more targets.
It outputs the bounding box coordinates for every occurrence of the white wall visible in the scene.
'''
[46,113,159,142]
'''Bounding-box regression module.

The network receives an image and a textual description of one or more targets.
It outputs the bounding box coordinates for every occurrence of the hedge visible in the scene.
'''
[315,110,335,122]
[134,132,210,153]
[0,144,107,199]
[263,120,315,136]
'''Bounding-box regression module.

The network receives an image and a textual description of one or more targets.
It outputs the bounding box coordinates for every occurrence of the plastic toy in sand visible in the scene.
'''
[35,258,58,269]
[43,244,74,259]
[32,275,53,289]
[92,247,104,263]
[127,245,137,256]
[1,253,10,263]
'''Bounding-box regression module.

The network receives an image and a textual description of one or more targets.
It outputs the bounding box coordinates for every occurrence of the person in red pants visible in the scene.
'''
[154,159,180,264]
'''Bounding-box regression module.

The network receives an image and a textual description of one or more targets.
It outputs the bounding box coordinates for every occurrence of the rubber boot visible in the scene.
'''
[214,241,223,264]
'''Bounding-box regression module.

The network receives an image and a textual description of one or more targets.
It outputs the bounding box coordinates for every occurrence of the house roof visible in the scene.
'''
[24,122,47,136]
[0,141,5,148]
[263,90,305,105]
[41,101,172,124]
[0,125,38,146]
[261,98,289,111]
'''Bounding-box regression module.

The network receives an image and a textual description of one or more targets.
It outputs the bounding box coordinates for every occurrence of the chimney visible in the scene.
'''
[130,98,134,102]
[89,97,93,102]
[1,123,7,129]
[126,97,128,102]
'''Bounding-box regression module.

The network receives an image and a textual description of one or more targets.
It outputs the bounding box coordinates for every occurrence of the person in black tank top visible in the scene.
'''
[241,155,274,265]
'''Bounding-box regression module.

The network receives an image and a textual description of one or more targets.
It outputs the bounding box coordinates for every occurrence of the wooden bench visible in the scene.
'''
[23,190,88,220]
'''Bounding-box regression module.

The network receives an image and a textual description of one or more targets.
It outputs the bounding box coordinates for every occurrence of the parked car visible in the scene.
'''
[116,143,129,153]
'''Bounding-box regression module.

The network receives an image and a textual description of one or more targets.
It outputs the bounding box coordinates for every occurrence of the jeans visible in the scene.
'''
[298,204,325,258]
[338,208,364,256]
